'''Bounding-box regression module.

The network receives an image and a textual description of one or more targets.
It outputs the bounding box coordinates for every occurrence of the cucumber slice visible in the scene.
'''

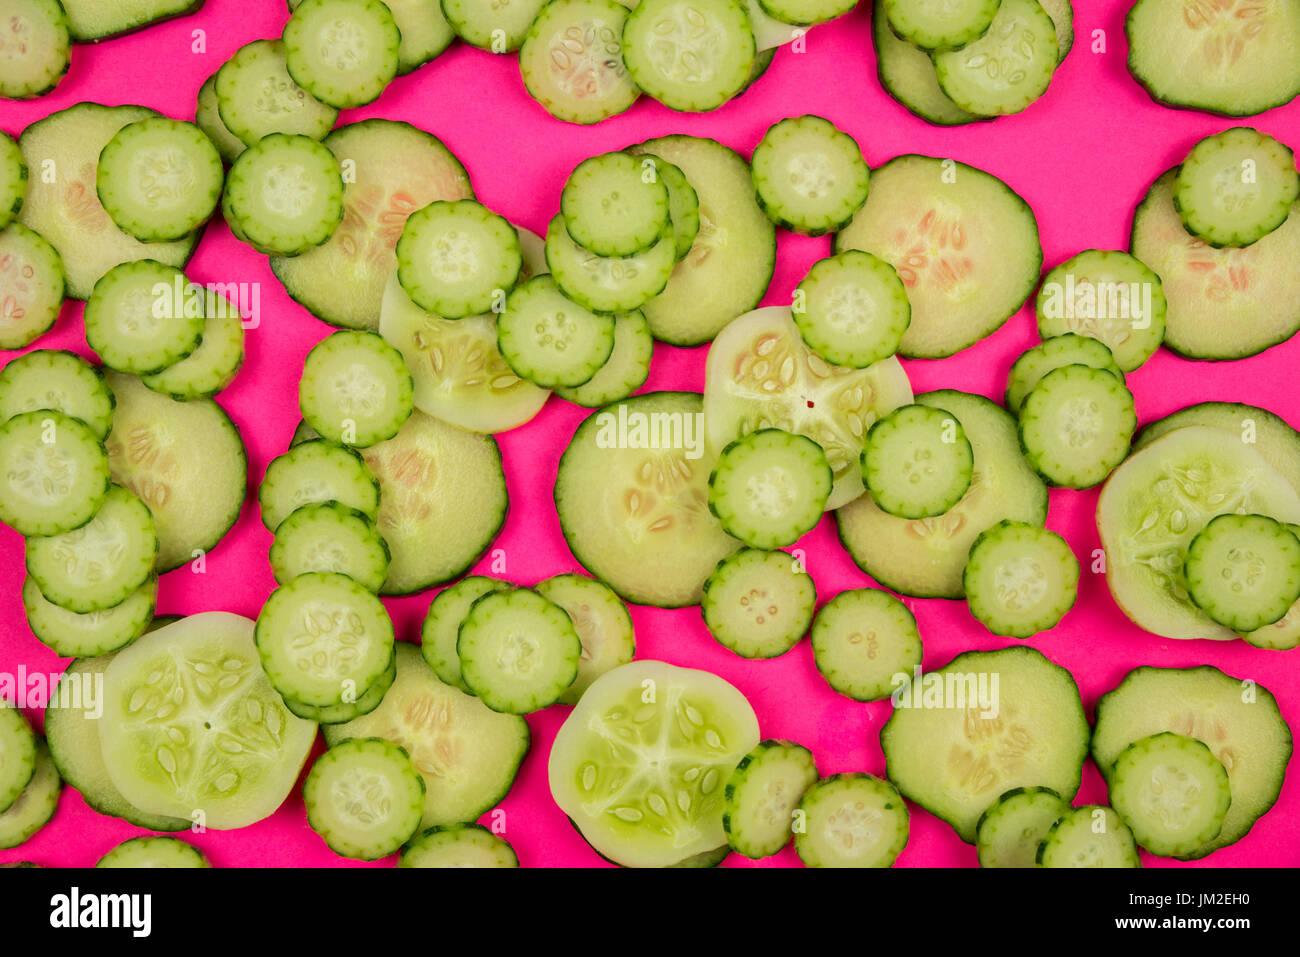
[647,157,700,260]
[396,200,522,319]
[25,484,157,613]
[519,0,640,124]
[84,261,204,376]
[1131,168,1300,359]
[549,659,760,868]
[534,574,636,705]
[141,287,246,400]
[1018,363,1137,488]
[0,706,36,815]
[299,330,413,448]
[195,74,246,166]
[1110,732,1231,858]
[862,404,973,519]
[881,646,1089,842]
[0,741,60,850]
[17,104,201,300]
[554,311,653,409]
[223,133,344,257]
[1174,128,1299,248]
[562,151,669,258]
[400,823,519,867]
[708,430,832,548]
[723,740,818,859]
[1005,334,1124,413]
[360,410,508,594]
[443,0,548,50]
[882,0,1000,51]
[1035,251,1167,372]
[378,270,549,434]
[625,136,775,345]
[498,277,616,388]
[1126,0,1300,116]
[934,0,1058,116]
[215,39,339,145]
[621,0,755,111]
[257,572,396,708]
[705,306,913,511]
[837,390,1048,599]
[23,574,156,657]
[98,613,318,830]
[751,115,870,236]
[1093,665,1292,857]
[836,155,1042,358]
[96,117,224,243]
[1037,806,1140,868]
[810,588,922,702]
[378,0,455,73]
[60,0,201,41]
[701,547,815,658]
[270,502,390,592]
[1184,513,1300,631]
[0,223,63,350]
[96,836,209,869]
[793,251,910,368]
[283,0,401,109]
[0,350,114,440]
[420,576,512,692]
[324,643,530,828]
[44,655,190,832]
[271,120,475,331]
[871,2,981,127]
[0,0,69,99]
[259,439,380,531]
[281,648,395,724]
[963,520,1079,637]
[457,588,582,713]
[1097,426,1300,640]
[103,371,246,572]
[304,737,425,860]
[0,131,22,228]
[555,392,741,608]
[975,787,1069,868]
[758,0,853,24]
[0,410,110,538]
[795,773,909,868]
[1133,401,1300,495]
[544,214,676,314]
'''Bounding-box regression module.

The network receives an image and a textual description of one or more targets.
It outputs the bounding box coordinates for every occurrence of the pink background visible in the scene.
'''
[2,0,1300,868]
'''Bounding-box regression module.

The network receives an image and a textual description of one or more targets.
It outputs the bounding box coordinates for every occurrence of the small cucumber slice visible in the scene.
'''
[963,521,1079,638]
[304,737,425,860]
[549,660,760,867]
[862,404,973,519]
[0,410,110,538]
[518,0,639,124]
[621,0,756,112]
[84,261,205,376]
[758,0,854,25]
[871,2,981,127]
[934,0,1058,116]
[222,133,344,257]
[534,574,636,705]
[259,439,380,532]
[396,200,522,319]
[1174,127,1300,248]
[400,823,519,867]
[1018,364,1136,488]
[96,836,210,868]
[0,350,114,440]
[0,223,64,349]
[561,152,669,257]
[702,548,816,658]
[215,39,338,145]
[723,740,818,859]
[498,277,616,389]
[283,0,401,109]
[709,429,832,548]
[270,502,390,592]
[1109,732,1230,858]
[810,588,922,702]
[882,0,1000,51]
[793,250,910,368]
[1005,334,1124,413]
[299,330,414,448]
[544,214,676,314]
[554,311,653,409]
[975,787,1069,868]
[795,773,909,868]
[751,115,869,236]
[421,576,512,692]
[22,574,157,658]
[0,741,60,850]
[1037,806,1140,868]
[1184,513,1300,632]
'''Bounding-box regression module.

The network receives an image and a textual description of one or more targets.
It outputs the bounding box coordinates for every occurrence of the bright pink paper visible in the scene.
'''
[2,0,1299,868]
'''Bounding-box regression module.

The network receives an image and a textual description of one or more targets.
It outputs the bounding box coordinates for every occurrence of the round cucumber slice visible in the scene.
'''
[1037,806,1140,868]
[933,0,1058,116]
[304,737,425,860]
[708,429,833,549]
[963,521,1080,638]
[299,330,414,448]
[1109,732,1231,858]
[400,822,519,867]
[722,740,818,860]
[0,350,115,440]
[810,588,923,702]
[421,575,511,692]
[96,836,210,868]
[98,613,318,830]
[795,773,909,868]
[704,306,913,511]
[534,574,636,705]
[0,410,110,538]
[1183,513,1300,632]
[549,660,760,868]
[702,548,816,659]
[0,740,61,850]
[862,404,973,519]
[975,787,1070,868]
[1005,334,1124,413]
[1097,426,1300,640]
[1174,128,1299,248]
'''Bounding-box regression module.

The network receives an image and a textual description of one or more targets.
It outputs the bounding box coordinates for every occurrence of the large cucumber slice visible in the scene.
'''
[1093,665,1292,858]
[98,613,317,830]
[102,371,247,572]
[881,646,1089,843]
[549,660,760,868]
[836,390,1048,599]
[323,643,530,828]
[835,155,1041,358]
[704,306,913,510]
[554,392,741,608]
[1097,426,1300,640]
